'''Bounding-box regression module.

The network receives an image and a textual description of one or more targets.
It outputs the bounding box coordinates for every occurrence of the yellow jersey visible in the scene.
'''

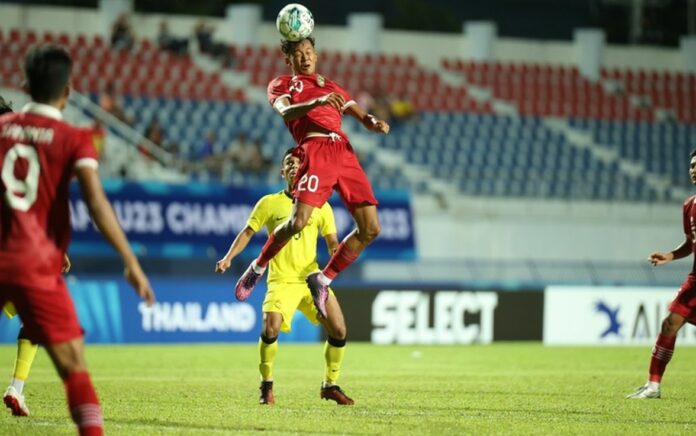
[246,191,336,285]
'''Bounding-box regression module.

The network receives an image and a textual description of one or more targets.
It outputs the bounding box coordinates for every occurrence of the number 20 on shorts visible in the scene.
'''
[297,174,319,192]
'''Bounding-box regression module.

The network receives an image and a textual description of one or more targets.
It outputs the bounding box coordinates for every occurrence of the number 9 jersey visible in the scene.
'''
[0,103,98,289]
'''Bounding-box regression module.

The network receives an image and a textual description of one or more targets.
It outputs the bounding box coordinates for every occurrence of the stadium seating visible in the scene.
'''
[0,29,245,101]
[2,28,692,201]
[233,45,481,112]
[441,59,662,121]
[569,118,696,189]
[381,111,668,201]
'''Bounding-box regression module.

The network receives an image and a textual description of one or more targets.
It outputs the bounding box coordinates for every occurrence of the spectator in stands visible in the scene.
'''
[193,21,234,67]
[144,118,164,146]
[389,94,417,126]
[99,82,133,125]
[143,118,179,156]
[227,133,268,172]
[369,89,392,126]
[196,130,217,161]
[246,139,270,173]
[90,118,105,158]
[157,20,188,56]
[355,90,374,114]
[110,14,135,51]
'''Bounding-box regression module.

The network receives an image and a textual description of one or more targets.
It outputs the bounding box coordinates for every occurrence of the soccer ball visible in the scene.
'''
[276,3,314,42]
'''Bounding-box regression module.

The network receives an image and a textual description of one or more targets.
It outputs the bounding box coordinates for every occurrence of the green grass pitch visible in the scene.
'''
[0,343,695,434]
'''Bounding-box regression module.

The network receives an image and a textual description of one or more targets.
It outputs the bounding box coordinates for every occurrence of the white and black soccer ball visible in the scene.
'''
[276,3,314,42]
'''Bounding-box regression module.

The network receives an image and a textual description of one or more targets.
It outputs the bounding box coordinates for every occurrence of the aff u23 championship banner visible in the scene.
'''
[68,181,416,260]
[0,275,320,344]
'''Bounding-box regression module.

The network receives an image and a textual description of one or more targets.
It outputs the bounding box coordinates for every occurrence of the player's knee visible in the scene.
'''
[661,315,683,335]
[327,322,347,340]
[360,220,381,244]
[263,324,280,339]
[48,342,87,379]
[262,317,281,338]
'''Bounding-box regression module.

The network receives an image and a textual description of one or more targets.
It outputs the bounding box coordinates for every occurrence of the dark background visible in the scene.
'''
[0,0,689,46]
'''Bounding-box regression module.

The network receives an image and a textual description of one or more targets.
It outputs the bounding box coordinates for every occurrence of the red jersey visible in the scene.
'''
[267,74,355,144]
[0,103,98,288]
[683,196,696,272]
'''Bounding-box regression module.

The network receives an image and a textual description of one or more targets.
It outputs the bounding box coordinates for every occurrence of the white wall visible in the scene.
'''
[412,195,682,262]
[0,4,683,71]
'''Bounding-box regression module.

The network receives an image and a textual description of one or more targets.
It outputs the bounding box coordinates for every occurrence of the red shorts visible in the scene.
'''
[293,135,378,214]
[669,273,696,325]
[0,277,83,345]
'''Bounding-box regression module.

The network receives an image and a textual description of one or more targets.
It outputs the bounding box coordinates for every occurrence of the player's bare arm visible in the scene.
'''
[324,233,339,255]
[649,236,692,265]
[344,104,390,134]
[61,254,71,273]
[75,166,155,305]
[216,226,257,273]
[273,93,345,122]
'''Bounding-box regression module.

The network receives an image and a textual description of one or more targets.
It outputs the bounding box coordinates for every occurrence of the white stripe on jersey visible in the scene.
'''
[74,157,99,170]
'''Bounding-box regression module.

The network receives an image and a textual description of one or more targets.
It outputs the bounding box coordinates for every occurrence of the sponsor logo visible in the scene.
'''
[371,291,498,344]
[138,301,256,333]
[595,301,622,338]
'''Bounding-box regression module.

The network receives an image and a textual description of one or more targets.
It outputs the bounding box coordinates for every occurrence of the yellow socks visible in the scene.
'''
[258,334,278,381]
[11,338,38,393]
[324,337,346,385]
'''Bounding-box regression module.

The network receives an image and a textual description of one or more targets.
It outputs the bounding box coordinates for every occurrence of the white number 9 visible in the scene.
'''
[2,143,40,212]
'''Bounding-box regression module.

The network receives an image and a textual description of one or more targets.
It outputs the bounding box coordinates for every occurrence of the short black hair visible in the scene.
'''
[23,44,73,103]
[280,36,316,56]
[0,96,12,115]
[282,147,295,164]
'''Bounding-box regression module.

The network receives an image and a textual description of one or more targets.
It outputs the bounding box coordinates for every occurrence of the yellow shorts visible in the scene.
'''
[262,282,335,332]
[3,301,17,319]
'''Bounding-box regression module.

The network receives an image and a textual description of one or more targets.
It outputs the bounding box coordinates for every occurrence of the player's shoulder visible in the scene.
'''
[258,191,287,205]
[268,75,293,88]
[684,195,696,208]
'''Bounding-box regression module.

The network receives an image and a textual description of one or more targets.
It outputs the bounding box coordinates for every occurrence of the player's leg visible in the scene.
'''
[317,294,354,405]
[44,339,103,435]
[306,143,380,316]
[324,204,380,280]
[627,311,686,399]
[4,326,39,417]
[258,312,282,405]
[10,282,103,435]
[235,201,316,300]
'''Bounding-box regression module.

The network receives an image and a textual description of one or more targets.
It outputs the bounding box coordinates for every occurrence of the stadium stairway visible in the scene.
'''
[0,86,187,182]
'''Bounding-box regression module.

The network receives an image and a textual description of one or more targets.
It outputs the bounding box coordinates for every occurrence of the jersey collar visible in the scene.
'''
[21,102,63,120]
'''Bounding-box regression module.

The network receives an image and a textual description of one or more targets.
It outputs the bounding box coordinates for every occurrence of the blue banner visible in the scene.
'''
[0,275,320,344]
[68,181,416,260]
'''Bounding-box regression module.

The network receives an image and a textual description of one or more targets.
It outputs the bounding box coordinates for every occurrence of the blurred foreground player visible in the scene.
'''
[0,95,71,417]
[235,36,390,318]
[627,149,696,399]
[217,148,354,405]
[0,45,155,435]
[3,253,71,417]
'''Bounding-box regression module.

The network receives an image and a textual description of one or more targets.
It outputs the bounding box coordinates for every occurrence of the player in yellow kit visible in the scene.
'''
[216,148,354,405]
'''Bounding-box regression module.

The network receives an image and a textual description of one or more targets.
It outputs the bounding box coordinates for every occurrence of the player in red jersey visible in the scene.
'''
[626,149,696,399]
[234,37,390,317]
[0,45,155,435]
[0,95,74,417]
